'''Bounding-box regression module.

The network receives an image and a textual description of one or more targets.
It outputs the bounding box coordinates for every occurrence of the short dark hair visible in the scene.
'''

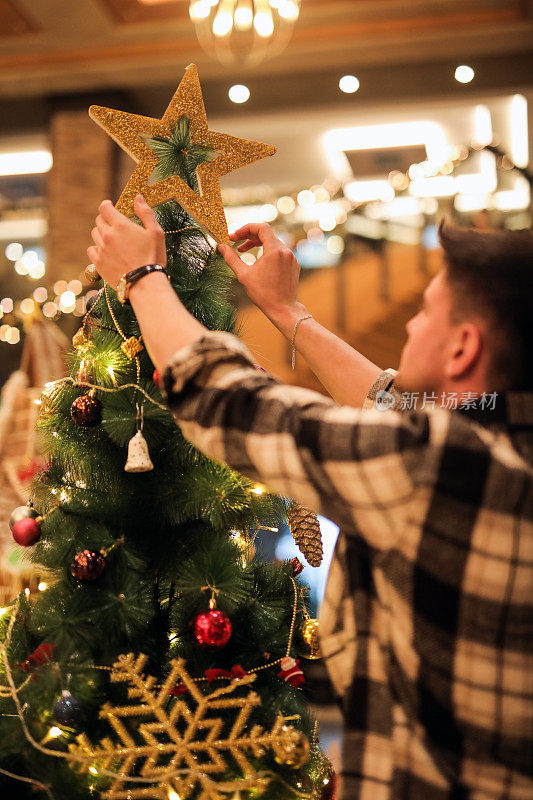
[438,220,533,391]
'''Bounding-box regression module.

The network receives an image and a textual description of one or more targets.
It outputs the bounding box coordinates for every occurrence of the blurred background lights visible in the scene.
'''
[67,279,83,295]
[277,0,299,21]
[254,10,274,37]
[19,298,35,315]
[213,8,233,36]
[0,150,52,177]
[455,65,475,83]
[14,259,28,276]
[297,189,315,207]
[228,84,250,104]
[318,212,337,232]
[327,235,345,254]
[5,242,23,261]
[189,0,211,21]
[339,74,360,94]
[33,287,48,303]
[313,186,330,203]
[28,260,46,280]
[59,290,76,313]
[259,203,277,222]
[1,298,14,313]
[277,195,296,214]
[42,301,58,318]
[53,280,68,295]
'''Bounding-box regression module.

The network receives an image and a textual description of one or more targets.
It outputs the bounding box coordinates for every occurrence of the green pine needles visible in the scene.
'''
[0,117,330,799]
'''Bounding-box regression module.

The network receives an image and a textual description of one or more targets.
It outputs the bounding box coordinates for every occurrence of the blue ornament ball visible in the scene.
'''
[53,691,83,726]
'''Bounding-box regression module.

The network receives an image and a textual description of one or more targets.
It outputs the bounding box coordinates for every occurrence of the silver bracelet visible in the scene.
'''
[290,314,312,370]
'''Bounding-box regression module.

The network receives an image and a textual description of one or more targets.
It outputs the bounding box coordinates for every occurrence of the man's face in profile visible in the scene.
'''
[396,270,456,394]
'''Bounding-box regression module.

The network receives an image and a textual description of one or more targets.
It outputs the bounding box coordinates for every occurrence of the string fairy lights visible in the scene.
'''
[0,598,313,799]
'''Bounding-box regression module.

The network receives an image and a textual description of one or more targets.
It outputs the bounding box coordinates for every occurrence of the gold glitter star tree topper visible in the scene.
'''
[89,64,276,243]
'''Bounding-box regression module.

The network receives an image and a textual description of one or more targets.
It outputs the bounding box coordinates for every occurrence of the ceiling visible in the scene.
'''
[0,0,531,119]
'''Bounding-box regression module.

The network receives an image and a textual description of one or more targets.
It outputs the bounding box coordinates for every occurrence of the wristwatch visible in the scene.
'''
[116,264,168,305]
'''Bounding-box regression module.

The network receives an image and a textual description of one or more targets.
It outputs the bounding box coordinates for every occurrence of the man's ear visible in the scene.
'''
[444,322,483,380]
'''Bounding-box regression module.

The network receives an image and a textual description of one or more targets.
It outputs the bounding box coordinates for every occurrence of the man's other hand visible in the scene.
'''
[218,223,305,330]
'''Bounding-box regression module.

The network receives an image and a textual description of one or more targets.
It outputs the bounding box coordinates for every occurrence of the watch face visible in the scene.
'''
[117,278,126,304]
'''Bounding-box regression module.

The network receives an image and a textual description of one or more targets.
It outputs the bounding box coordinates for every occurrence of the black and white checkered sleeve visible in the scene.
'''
[162,332,436,546]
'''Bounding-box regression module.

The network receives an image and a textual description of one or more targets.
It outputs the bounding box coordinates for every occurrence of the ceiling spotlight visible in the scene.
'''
[454,65,475,84]
[339,75,360,94]
[228,84,251,104]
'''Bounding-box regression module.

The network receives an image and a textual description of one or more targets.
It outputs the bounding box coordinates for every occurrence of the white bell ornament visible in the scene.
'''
[124,430,154,472]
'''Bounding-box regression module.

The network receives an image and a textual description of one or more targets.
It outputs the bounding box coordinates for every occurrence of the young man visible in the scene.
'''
[89,196,533,800]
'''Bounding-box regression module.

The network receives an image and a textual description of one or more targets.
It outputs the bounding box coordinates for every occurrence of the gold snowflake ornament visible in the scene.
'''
[70,652,308,800]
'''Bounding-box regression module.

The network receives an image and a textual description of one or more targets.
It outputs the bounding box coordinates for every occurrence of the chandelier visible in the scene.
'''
[189,0,301,66]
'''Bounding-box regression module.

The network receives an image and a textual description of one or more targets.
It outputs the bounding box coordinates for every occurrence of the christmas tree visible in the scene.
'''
[0,66,332,800]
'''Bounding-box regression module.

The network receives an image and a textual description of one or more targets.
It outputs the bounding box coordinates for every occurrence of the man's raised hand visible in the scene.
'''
[87,195,167,288]
[218,223,305,332]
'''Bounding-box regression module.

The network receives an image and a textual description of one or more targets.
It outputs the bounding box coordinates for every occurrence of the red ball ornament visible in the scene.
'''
[193,608,232,649]
[12,517,42,547]
[71,549,105,581]
[320,768,337,800]
[9,504,39,531]
[70,394,102,427]
[153,368,162,387]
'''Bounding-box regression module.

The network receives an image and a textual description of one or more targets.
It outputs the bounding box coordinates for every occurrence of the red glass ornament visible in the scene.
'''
[71,549,105,581]
[153,368,162,387]
[70,394,102,427]
[193,608,232,649]
[320,768,337,800]
[12,517,42,547]
[9,504,39,531]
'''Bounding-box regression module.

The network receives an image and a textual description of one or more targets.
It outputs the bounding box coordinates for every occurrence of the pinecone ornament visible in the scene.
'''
[286,503,323,567]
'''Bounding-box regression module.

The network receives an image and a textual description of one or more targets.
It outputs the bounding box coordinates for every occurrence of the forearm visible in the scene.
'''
[128,272,207,370]
[267,304,382,408]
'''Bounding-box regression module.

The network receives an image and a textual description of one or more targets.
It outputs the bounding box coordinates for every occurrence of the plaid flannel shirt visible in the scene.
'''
[163,331,533,800]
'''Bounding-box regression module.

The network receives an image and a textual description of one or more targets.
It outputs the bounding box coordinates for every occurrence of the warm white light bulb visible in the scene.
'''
[455,65,475,84]
[234,4,253,29]
[254,10,274,37]
[277,0,299,21]
[189,0,211,21]
[228,84,250,104]
[48,726,62,739]
[213,10,233,36]
[339,74,360,94]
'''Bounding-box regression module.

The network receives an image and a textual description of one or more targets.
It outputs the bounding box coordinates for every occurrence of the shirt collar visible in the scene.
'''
[457,391,533,430]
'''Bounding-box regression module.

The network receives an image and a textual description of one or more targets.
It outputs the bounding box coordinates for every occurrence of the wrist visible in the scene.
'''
[267,302,309,339]
[128,269,171,302]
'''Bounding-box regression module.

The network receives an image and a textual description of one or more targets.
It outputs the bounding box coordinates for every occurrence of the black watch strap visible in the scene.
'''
[125,263,168,288]
[118,264,169,305]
